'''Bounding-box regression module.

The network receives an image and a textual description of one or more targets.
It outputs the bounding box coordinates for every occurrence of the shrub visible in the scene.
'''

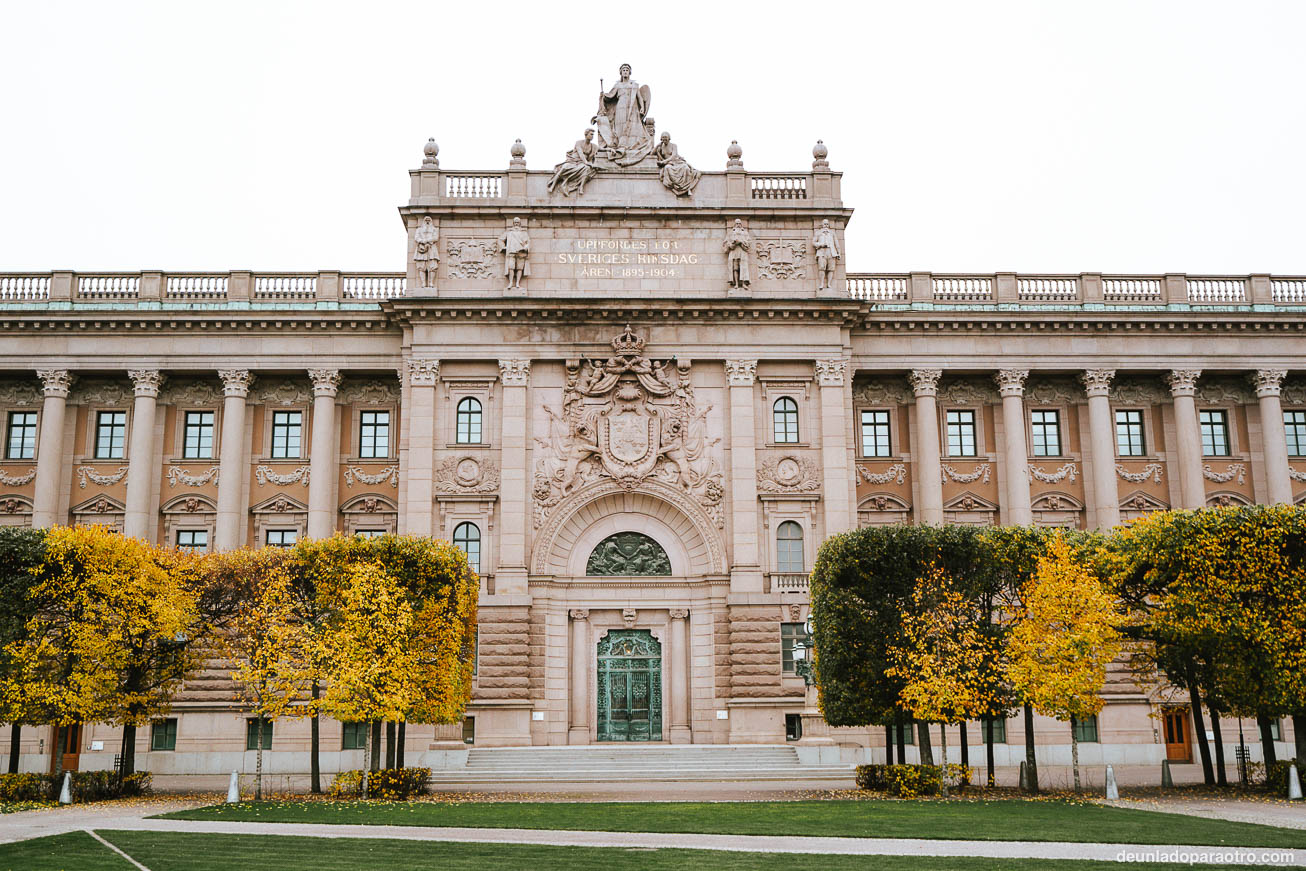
[0,773,54,802]
[0,770,152,803]
[1266,758,1303,795]
[328,767,431,800]
[854,763,973,797]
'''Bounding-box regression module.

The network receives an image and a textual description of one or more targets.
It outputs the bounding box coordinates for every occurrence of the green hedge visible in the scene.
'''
[0,770,151,802]
[1266,758,1303,795]
[328,767,431,800]
[854,763,974,797]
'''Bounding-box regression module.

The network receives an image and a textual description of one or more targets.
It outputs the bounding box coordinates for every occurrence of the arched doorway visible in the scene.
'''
[597,630,662,741]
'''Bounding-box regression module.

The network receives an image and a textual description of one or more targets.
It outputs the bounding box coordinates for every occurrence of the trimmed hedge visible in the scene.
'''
[855,763,974,797]
[0,770,151,803]
[1266,758,1303,795]
[328,767,431,800]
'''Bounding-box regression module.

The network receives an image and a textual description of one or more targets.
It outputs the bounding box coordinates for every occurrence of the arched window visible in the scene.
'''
[453,522,481,573]
[456,397,482,444]
[586,532,672,576]
[776,521,804,572]
[773,397,799,443]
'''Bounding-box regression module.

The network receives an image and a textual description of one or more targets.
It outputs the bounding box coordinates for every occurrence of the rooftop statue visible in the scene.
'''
[654,133,700,197]
[597,63,654,167]
[548,129,598,197]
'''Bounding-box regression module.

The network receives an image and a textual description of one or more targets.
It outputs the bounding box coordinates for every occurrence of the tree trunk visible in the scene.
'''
[1022,703,1039,795]
[9,723,20,774]
[1070,718,1081,793]
[370,720,382,771]
[255,715,264,801]
[959,721,969,771]
[51,724,63,783]
[917,720,934,766]
[895,710,906,762]
[361,728,371,799]
[885,723,895,765]
[385,721,396,769]
[396,721,406,770]
[1258,714,1278,768]
[1187,681,1214,785]
[1293,713,1306,765]
[938,723,949,799]
[310,681,321,794]
[120,723,136,778]
[1209,704,1228,787]
[985,719,996,788]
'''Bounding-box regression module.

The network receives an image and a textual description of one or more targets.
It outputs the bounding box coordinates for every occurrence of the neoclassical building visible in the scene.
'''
[0,68,1301,776]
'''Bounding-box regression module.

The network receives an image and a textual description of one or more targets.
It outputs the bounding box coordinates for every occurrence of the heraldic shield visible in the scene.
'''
[598,401,661,483]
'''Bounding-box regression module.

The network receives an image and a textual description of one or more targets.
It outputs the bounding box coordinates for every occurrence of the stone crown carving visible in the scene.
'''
[37,370,74,398]
[853,379,911,406]
[257,379,310,405]
[0,379,42,407]
[308,369,342,397]
[814,360,847,387]
[907,369,942,397]
[994,369,1029,397]
[1251,369,1287,398]
[498,360,531,387]
[161,378,222,406]
[128,370,164,398]
[1166,369,1202,396]
[407,358,440,386]
[217,369,254,398]
[724,360,757,387]
[1080,369,1115,398]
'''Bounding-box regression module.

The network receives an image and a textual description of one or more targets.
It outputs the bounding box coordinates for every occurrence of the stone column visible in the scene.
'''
[568,608,590,744]
[816,360,852,535]
[669,609,691,743]
[215,369,253,551]
[725,360,762,592]
[31,370,72,528]
[908,369,944,525]
[1166,369,1205,509]
[1253,369,1292,505]
[306,369,341,539]
[995,369,1032,526]
[124,370,163,540]
[497,360,531,594]
[403,359,439,536]
[1081,369,1120,530]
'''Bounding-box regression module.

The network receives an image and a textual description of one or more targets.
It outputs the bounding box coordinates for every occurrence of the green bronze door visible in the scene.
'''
[596,630,663,741]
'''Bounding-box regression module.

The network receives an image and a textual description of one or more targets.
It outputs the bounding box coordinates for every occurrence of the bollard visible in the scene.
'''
[1161,759,1173,788]
[58,772,71,805]
[1289,764,1303,801]
[226,770,240,804]
[1018,760,1027,791]
[1105,764,1119,800]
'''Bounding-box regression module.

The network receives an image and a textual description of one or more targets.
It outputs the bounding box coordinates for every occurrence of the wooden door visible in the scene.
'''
[1162,707,1191,762]
[50,723,81,773]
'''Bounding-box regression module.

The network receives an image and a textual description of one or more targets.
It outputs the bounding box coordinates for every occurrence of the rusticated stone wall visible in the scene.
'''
[728,607,783,697]
[474,605,531,700]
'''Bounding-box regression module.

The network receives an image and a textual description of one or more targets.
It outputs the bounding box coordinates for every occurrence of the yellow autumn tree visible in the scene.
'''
[319,561,420,796]
[1007,533,1123,792]
[886,563,1002,797]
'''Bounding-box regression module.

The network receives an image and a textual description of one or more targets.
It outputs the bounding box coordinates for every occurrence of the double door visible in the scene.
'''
[1162,707,1192,762]
[596,630,663,742]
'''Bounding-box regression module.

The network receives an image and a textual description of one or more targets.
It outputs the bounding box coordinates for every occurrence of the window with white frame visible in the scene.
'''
[354,529,387,539]
[860,409,891,457]
[6,411,36,460]
[945,409,977,457]
[1115,409,1146,456]
[456,398,482,444]
[453,521,481,573]
[780,622,806,674]
[359,410,390,458]
[1284,410,1306,457]
[772,397,799,443]
[1199,410,1230,456]
[266,529,297,548]
[95,411,127,459]
[183,411,215,459]
[1030,409,1061,457]
[175,529,208,553]
[270,411,303,459]
[776,521,804,572]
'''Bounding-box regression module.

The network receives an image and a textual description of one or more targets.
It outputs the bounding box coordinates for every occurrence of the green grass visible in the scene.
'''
[0,831,1272,871]
[160,799,1306,849]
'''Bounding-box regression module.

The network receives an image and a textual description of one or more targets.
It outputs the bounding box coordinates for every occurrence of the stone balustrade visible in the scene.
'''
[0,271,407,305]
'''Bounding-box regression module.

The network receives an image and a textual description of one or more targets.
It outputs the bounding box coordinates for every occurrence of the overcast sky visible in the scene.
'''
[2,1,1303,275]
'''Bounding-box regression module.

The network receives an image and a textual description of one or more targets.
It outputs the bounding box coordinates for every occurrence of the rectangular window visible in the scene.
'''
[176,529,208,553]
[780,622,806,674]
[182,411,215,459]
[893,719,916,746]
[359,410,390,459]
[270,411,302,459]
[341,721,368,750]
[1115,410,1146,456]
[462,716,475,745]
[1270,719,1282,741]
[1199,410,1230,457]
[150,718,177,751]
[354,529,386,539]
[981,716,1007,744]
[95,411,127,459]
[1285,411,1306,457]
[245,718,273,750]
[945,410,977,457]
[1030,410,1061,457]
[266,529,297,548]
[5,411,37,460]
[860,410,891,457]
[1072,714,1099,743]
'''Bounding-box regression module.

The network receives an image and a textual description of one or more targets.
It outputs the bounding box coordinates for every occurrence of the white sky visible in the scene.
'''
[1,0,1304,275]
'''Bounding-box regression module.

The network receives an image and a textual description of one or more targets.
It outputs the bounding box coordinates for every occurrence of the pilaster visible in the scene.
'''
[497,359,531,594]
[815,359,851,535]
[403,359,439,536]
[724,360,762,593]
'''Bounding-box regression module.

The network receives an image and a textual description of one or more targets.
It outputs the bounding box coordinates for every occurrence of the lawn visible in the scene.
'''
[161,798,1306,849]
[0,831,1287,871]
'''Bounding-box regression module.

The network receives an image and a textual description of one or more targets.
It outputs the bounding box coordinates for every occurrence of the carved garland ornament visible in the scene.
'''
[1117,463,1164,484]
[434,457,500,494]
[167,466,220,487]
[1289,468,1306,482]
[856,463,907,486]
[344,466,399,487]
[757,455,821,494]
[0,468,37,487]
[941,464,991,484]
[1202,463,1247,485]
[77,466,128,488]
[1030,463,1078,484]
[255,465,311,486]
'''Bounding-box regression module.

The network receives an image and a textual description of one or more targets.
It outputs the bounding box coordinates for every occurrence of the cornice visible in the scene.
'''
[854,310,1306,337]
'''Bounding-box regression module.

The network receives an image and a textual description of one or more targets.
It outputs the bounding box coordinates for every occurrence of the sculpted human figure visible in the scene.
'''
[597,64,654,166]
[548,129,598,197]
[654,132,701,197]
[722,219,753,289]
[412,216,439,288]
[498,217,531,290]
[811,218,841,291]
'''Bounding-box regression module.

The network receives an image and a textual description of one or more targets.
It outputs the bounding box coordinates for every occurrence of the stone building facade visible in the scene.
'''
[0,71,1301,776]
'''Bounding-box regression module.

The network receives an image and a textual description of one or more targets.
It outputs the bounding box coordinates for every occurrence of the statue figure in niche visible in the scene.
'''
[548,128,598,197]
[499,217,531,290]
[654,132,700,197]
[413,216,439,288]
[597,64,654,166]
[811,218,841,291]
[722,219,753,289]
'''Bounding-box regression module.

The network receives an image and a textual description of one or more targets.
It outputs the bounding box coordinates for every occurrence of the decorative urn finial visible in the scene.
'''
[422,138,439,169]
[509,138,526,168]
[726,140,743,168]
[812,139,829,169]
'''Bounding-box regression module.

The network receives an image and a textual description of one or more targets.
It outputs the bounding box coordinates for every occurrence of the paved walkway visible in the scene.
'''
[1105,797,1306,831]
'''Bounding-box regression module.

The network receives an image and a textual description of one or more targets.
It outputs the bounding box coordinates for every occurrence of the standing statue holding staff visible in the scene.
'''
[811,218,841,291]
[499,217,531,291]
[723,219,753,290]
[413,216,440,288]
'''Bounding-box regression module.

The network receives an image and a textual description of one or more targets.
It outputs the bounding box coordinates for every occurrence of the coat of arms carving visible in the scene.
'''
[533,326,724,527]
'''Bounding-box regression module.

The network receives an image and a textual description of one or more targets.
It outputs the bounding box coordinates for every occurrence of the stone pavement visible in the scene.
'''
[1104,797,1306,831]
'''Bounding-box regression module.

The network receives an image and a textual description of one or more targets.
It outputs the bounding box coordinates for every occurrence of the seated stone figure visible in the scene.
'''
[548,129,598,197]
[654,133,700,197]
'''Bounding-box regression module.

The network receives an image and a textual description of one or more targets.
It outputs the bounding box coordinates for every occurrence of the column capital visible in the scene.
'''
[407,358,440,386]
[307,368,342,397]
[668,608,689,620]
[36,369,73,398]
[498,359,531,386]
[128,369,164,398]
[994,368,1029,397]
[1166,369,1202,397]
[218,369,254,398]
[814,359,847,387]
[1251,369,1287,398]
[724,359,758,386]
[568,608,590,621]
[907,369,942,397]
[1080,368,1116,398]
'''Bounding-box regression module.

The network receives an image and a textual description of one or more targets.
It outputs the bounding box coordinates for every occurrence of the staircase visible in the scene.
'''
[427,744,856,785]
